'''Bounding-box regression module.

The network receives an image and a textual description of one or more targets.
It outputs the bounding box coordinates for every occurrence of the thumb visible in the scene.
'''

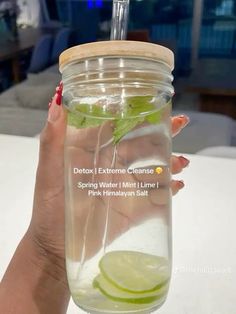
[29,83,67,260]
[35,82,66,201]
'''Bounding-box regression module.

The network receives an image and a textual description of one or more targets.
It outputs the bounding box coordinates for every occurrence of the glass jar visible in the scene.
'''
[60,41,174,314]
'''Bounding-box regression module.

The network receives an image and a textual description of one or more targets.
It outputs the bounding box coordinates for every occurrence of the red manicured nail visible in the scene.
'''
[179,156,190,167]
[55,83,63,106]
[55,92,62,106]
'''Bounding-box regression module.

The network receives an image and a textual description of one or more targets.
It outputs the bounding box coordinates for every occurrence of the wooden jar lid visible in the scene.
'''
[59,40,174,72]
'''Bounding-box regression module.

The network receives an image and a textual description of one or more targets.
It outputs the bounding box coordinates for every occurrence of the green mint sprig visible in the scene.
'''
[67,96,165,144]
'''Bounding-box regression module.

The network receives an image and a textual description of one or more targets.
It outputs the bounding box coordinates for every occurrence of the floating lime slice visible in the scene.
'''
[93,273,168,304]
[99,251,170,293]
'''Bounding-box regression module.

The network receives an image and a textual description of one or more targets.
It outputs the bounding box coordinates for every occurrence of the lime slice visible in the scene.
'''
[99,251,170,293]
[93,273,168,304]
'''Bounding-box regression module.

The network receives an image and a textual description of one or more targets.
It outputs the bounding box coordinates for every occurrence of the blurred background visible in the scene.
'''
[0,0,236,156]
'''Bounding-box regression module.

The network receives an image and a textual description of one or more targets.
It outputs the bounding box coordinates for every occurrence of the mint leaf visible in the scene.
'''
[67,110,103,129]
[112,96,160,143]
[78,103,112,118]
[126,96,154,116]
[113,116,145,144]
[67,103,111,129]
[67,96,165,144]
[145,110,162,124]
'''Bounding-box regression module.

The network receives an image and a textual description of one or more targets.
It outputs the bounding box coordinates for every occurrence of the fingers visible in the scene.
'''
[149,179,185,205]
[41,82,65,149]
[130,155,189,185]
[31,83,67,260]
[170,155,189,195]
[115,115,190,166]
[148,180,185,208]
[171,180,185,195]
[172,115,190,137]
[117,134,169,165]
[171,155,190,174]
[66,120,113,152]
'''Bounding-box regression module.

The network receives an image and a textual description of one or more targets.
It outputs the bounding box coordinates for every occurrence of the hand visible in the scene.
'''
[0,91,190,314]
[28,84,190,266]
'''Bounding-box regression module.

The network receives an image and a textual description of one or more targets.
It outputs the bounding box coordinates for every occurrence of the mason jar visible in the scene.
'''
[60,41,174,314]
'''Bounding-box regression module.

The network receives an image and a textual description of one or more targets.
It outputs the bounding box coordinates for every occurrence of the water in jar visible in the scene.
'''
[64,94,172,314]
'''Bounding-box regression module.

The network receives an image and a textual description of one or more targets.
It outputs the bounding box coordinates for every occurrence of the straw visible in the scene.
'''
[110,0,130,40]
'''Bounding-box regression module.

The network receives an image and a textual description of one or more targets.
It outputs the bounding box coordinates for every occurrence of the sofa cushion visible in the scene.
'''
[0,85,18,108]
[0,107,47,137]
[173,110,234,153]
[15,71,60,110]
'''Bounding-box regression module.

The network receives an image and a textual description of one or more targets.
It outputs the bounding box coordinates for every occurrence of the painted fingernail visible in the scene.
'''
[48,101,52,109]
[177,180,185,189]
[48,84,63,122]
[55,83,63,106]
[56,92,62,106]
[56,81,63,93]
[179,156,190,167]
[178,115,190,128]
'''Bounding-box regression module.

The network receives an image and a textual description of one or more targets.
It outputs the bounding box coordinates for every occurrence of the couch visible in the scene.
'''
[0,65,60,137]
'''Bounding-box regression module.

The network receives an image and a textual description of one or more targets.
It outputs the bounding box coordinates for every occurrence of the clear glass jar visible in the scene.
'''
[60,41,174,314]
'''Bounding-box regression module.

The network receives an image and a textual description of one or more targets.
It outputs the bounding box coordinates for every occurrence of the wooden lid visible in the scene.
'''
[59,41,174,72]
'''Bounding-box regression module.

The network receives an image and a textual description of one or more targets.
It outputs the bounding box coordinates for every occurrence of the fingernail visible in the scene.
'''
[56,81,63,93]
[179,156,190,168]
[48,84,63,123]
[56,92,62,106]
[177,180,185,189]
[178,115,190,128]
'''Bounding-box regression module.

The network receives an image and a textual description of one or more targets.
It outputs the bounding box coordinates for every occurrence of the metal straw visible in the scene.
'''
[110,0,130,40]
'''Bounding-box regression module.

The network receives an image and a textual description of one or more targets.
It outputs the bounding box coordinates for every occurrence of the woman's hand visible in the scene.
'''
[0,84,190,314]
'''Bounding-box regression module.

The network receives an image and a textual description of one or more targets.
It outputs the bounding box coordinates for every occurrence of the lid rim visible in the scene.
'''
[59,41,174,73]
